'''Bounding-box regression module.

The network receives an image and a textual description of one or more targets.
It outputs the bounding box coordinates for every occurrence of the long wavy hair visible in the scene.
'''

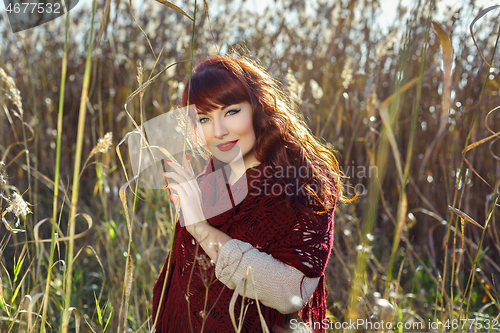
[181,54,352,215]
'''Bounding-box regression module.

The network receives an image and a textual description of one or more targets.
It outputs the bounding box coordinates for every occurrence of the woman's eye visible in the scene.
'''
[198,109,240,123]
[226,109,241,116]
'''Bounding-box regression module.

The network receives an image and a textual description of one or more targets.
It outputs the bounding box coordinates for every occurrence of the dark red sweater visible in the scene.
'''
[152,158,336,333]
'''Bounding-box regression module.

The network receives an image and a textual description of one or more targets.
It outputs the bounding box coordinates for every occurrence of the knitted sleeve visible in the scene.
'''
[215,238,320,314]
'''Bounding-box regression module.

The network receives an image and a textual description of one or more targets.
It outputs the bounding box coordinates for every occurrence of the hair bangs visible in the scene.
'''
[183,66,250,113]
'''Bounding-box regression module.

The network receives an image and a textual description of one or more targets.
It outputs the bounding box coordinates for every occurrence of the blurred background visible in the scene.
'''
[1,0,500,331]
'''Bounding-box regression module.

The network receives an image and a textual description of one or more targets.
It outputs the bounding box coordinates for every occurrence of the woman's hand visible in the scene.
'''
[163,154,207,230]
[163,155,233,263]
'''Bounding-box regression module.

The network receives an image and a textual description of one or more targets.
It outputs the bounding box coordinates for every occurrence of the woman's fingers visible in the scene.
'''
[168,193,178,204]
[166,159,192,180]
[163,155,205,227]
[163,172,186,185]
[183,154,199,193]
[163,171,198,194]
[165,156,198,193]
[166,182,205,226]
[165,182,187,199]
[184,154,195,178]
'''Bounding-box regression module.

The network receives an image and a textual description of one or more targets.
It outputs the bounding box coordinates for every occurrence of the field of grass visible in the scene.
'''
[1,0,499,331]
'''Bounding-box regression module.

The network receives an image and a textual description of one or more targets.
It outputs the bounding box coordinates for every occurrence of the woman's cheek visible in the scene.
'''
[231,121,253,135]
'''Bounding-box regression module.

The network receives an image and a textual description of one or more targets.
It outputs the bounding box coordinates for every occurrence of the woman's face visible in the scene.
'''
[195,101,257,166]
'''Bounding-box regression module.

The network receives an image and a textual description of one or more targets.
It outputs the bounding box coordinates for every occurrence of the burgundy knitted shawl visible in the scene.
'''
[152,156,336,333]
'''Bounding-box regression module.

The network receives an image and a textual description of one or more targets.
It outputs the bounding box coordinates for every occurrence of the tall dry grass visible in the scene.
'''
[0,0,499,331]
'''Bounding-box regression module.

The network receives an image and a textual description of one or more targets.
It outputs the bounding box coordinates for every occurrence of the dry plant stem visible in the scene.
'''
[463,177,500,316]
[151,1,197,331]
[117,87,144,331]
[418,21,453,178]
[385,16,430,293]
[96,58,109,223]
[439,24,500,324]
[5,33,37,291]
[19,41,34,271]
[117,60,147,330]
[61,0,97,331]
[186,243,200,333]
[185,4,199,321]
[449,170,469,319]
[199,272,216,332]
[116,63,147,331]
[40,8,70,333]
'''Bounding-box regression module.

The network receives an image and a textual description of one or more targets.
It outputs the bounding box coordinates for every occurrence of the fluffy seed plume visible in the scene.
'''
[341,57,353,90]
[0,161,7,190]
[1,191,29,233]
[309,79,324,100]
[137,60,144,87]
[0,66,24,119]
[90,132,113,157]
[375,31,397,62]
[5,192,32,218]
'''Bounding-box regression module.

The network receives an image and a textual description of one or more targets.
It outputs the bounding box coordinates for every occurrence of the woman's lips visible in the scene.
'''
[216,140,238,152]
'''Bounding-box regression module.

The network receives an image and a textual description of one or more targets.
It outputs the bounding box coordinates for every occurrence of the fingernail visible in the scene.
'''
[185,154,189,161]
[166,159,173,163]
[169,193,174,201]
[165,184,169,188]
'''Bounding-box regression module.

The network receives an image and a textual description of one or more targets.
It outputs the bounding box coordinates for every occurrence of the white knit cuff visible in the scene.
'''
[215,239,254,289]
[215,239,320,314]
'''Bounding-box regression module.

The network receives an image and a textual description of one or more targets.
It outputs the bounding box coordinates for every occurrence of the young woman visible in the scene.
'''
[152,54,347,333]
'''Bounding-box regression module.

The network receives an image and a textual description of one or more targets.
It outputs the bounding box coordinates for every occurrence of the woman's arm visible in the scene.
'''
[186,220,232,264]
[188,221,319,314]
[186,221,318,314]
[215,239,319,314]
[163,156,233,262]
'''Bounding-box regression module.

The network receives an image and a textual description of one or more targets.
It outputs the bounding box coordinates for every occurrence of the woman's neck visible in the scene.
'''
[227,151,261,185]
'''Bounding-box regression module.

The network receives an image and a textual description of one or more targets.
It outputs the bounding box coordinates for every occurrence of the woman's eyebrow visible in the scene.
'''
[197,105,235,114]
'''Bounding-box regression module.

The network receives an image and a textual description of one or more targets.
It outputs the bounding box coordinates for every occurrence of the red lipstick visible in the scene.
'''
[216,140,238,152]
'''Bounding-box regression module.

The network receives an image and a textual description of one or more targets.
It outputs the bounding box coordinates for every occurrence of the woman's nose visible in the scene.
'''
[212,118,229,139]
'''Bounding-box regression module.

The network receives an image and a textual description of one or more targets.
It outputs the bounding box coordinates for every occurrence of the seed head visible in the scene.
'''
[375,31,397,62]
[197,254,213,271]
[197,254,214,287]
[0,161,7,190]
[0,66,24,119]
[370,89,380,109]
[137,61,144,87]
[90,132,113,157]
[341,57,353,90]
[309,79,323,100]
[4,192,31,218]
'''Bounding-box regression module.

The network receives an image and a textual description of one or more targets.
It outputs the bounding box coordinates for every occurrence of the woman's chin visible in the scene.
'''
[212,149,243,165]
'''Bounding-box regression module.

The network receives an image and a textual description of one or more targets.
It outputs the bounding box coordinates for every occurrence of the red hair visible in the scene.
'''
[182,54,352,214]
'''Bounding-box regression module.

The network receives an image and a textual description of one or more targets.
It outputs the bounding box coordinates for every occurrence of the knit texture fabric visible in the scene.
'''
[152,156,336,333]
[215,238,320,314]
